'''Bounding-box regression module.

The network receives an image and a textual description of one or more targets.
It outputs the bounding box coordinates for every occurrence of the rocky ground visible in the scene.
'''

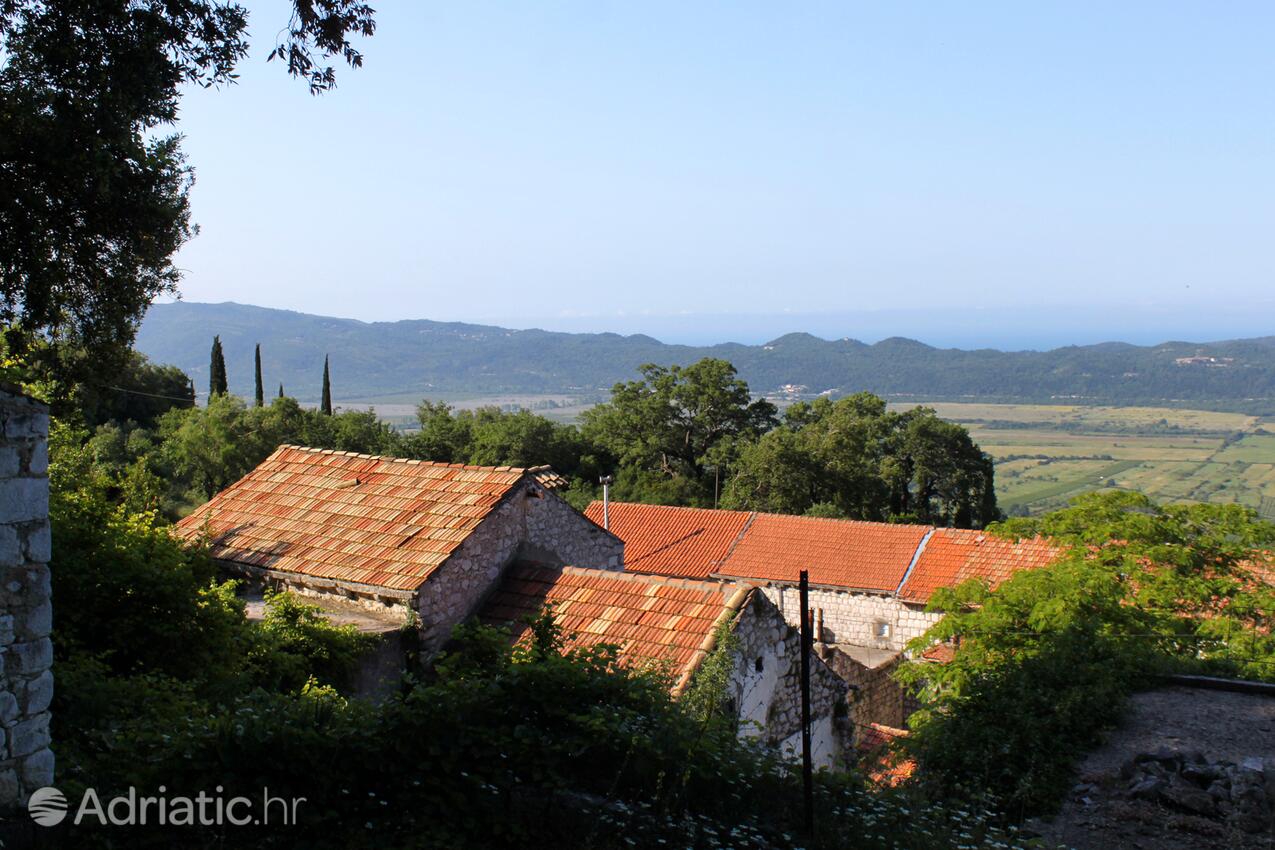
[1031,685,1275,850]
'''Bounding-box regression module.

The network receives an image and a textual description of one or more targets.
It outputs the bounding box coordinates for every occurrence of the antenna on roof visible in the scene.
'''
[599,475,614,530]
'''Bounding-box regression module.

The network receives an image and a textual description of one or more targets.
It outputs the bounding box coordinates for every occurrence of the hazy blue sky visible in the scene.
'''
[169,2,1275,347]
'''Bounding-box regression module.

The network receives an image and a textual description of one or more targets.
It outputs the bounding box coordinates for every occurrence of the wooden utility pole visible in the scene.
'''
[799,569,814,835]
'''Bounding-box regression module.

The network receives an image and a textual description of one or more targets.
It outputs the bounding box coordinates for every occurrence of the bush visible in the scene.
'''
[897,490,1275,816]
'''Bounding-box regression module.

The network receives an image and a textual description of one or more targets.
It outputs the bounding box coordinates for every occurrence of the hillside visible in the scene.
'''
[136,302,1275,411]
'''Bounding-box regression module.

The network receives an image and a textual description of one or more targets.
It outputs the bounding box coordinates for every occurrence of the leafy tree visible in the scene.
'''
[897,491,1275,813]
[1,1,376,373]
[724,393,998,527]
[320,354,332,415]
[405,400,474,462]
[582,358,777,504]
[254,343,264,407]
[159,393,274,500]
[208,335,227,397]
[50,350,193,428]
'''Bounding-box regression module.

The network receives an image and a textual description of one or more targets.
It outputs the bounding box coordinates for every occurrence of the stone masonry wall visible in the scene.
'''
[760,585,942,653]
[521,486,622,571]
[0,388,53,809]
[728,592,849,769]
[415,481,623,652]
[825,648,908,732]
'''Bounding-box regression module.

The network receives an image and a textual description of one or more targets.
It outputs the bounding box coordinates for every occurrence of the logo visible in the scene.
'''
[26,785,305,829]
[28,786,68,827]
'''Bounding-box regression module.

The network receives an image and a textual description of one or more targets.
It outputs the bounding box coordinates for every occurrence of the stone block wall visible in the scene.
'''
[760,585,942,652]
[0,387,52,809]
[825,647,908,732]
[728,592,849,769]
[415,481,623,651]
[522,485,622,570]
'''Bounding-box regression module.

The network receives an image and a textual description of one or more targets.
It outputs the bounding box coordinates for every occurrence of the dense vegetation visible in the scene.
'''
[47,411,1034,849]
[1,1,374,387]
[723,393,998,526]
[897,491,1275,817]
[138,301,1275,410]
[66,350,999,527]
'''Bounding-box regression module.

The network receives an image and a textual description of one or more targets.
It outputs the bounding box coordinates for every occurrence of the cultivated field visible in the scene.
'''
[901,403,1275,517]
[356,393,1275,519]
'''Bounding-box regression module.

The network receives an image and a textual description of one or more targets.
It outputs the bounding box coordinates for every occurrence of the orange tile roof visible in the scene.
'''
[480,562,750,692]
[716,513,931,592]
[856,723,916,787]
[582,502,1058,600]
[175,445,533,592]
[856,722,908,753]
[583,502,752,578]
[897,529,1060,604]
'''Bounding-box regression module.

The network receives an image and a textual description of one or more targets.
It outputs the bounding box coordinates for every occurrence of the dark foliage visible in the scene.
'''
[320,353,332,415]
[254,343,264,407]
[1,1,375,373]
[209,335,228,396]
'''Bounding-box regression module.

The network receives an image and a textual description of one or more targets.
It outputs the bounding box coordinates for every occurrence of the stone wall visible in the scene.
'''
[727,592,849,769]
[760,585,942,653]
[521,485,622,570]
[0,388,52,809]
[824,646,909,732]
[415,481,623,651]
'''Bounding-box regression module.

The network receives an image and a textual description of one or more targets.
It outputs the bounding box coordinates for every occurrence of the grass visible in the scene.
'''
[1212,433,1275,463]
[905,402,1258,433]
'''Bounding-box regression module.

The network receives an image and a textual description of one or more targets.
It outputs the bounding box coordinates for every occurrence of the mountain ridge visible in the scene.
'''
[134,302,1275,412]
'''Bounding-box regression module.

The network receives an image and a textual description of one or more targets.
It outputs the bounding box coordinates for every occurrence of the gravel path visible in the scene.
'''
[1033,686,1275,850]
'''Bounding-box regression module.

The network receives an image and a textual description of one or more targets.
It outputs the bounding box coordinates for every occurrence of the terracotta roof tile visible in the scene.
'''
[583,502,751,579]
[479,562,749,691]
[174,445,531,591]
[897,529,1060,604]
[585,502,1057,599]
[717,513,930,592]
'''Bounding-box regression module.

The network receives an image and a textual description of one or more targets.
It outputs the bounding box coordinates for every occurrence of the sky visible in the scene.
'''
[169,2,1275,348]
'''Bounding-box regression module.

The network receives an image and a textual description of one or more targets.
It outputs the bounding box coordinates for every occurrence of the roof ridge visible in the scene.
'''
[588,499,937,533]
[275,444,527,475]
[714,511,758,573]
[893,526,937,597]
[554,563,741,594]
[585,500,753,517]
[748,510,926,531]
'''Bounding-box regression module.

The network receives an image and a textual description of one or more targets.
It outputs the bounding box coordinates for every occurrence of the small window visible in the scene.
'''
[874,621,891,639]
[754,656,764,673]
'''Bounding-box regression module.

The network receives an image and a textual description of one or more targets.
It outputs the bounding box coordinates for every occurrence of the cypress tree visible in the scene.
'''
[278,383,285,399]
[320,355,332,415]
[253,343,264,407]
[188,378,196,405]
[209,336,228,397]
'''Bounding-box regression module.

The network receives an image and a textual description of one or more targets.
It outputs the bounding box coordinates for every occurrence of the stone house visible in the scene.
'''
[478,563,848,767]
[175,445,623,652]
[583,502,1058,733]
[0,386,54,811]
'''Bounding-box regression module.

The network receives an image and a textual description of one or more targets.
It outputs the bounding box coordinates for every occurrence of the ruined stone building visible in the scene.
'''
[176,447,848,763]
[479,563,848,766]
[582,502,1058,733]
[175,445,624,652]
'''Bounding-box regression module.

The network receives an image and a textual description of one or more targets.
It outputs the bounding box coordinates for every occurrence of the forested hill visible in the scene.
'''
[136,302,1275,410]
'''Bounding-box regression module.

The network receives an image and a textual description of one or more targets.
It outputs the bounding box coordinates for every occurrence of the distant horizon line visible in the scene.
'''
[146,299,1275,354]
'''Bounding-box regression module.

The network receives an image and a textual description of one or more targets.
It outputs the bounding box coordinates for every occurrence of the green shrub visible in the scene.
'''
[897,490,1275,816]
